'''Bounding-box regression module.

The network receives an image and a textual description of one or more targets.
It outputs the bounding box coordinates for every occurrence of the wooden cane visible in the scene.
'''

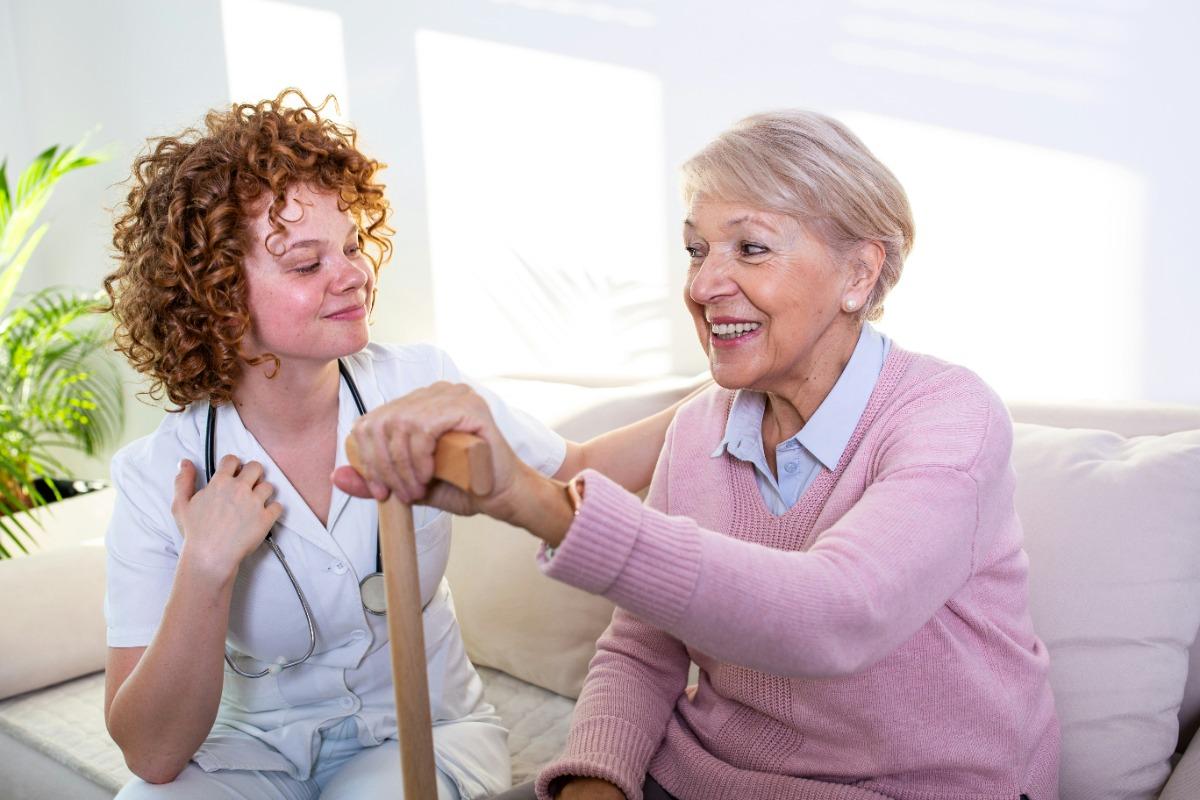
[345,431,493,799]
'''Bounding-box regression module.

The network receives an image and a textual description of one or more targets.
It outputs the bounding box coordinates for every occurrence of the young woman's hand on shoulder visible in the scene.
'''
[172,455,282,583]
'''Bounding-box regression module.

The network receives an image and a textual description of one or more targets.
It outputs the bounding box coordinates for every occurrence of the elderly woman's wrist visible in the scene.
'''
[505,468,576,547]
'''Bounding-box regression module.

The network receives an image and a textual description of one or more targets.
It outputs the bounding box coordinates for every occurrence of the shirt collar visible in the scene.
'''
[711,323,889,470]
[203,361,376,557]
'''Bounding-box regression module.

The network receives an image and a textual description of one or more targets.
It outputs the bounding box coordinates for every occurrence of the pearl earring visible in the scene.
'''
[844,299,858,312]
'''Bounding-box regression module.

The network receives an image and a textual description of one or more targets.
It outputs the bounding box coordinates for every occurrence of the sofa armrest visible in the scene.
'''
[1160,737,1200,800]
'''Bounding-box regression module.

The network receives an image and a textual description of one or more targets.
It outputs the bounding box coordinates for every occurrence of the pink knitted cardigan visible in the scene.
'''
[536,346,1060,800]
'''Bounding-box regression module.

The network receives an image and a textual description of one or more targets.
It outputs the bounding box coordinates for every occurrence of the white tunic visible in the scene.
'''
[104,343,565,797]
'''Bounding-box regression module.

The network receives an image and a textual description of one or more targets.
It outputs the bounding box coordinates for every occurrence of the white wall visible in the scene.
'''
[2,0,1197,477]
[1,0,229,477]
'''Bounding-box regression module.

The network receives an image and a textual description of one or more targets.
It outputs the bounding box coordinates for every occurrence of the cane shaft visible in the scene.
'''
[344,431,491,799]
[378,498,437,799]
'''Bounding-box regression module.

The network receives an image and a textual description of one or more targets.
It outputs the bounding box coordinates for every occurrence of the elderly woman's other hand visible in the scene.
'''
[557,777,626,800]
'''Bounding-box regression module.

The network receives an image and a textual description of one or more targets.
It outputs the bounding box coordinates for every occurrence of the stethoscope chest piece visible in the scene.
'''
[360,572,387,615]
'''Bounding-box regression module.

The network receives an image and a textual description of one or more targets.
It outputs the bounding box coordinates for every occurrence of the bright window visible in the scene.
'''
[415,30,670,380]
[841,111,1145,402]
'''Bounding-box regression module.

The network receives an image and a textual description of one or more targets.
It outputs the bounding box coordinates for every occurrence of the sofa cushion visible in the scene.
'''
[0,665,573,797]
[448,513,616,699]
[1013,424,1200,800]
[0,488,112,701]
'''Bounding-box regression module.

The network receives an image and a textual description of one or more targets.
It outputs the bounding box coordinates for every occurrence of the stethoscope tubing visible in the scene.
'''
[205,359,369,678]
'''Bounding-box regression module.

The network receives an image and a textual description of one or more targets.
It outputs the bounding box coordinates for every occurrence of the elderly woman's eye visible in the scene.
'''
[741,242,769,257]
[685,245,705,259]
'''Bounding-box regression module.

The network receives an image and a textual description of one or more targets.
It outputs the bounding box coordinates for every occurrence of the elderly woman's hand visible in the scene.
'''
[332,382,534,521]
[557,777,626,799]
[333,382,578,546]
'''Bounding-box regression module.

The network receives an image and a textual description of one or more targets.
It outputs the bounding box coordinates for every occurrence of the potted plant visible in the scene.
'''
[0,140,124,558]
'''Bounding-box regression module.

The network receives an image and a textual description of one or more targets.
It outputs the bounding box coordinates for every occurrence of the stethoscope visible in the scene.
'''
[206,359,387,678]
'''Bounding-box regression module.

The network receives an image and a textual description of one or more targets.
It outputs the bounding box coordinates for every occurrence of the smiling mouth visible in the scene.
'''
[325,304,365,320]
[710,321,761,340]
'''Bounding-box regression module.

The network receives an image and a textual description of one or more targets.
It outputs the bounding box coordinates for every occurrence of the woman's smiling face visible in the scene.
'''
[683,198,856,396]
[240,184,375,368]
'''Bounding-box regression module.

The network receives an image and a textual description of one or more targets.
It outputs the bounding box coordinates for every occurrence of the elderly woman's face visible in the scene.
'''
[683,199,853,393]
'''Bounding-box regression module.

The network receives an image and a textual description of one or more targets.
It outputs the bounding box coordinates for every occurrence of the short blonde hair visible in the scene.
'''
[681,110,914,321]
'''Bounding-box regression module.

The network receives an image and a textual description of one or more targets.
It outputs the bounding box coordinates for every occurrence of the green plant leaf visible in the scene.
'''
[0,160,10,229]
[0,138,118,559]
[0,138,108,277]
[0,223,48,316]
[1,288,124,461]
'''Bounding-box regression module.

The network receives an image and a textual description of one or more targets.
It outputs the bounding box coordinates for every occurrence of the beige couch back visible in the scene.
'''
[1008,401,1200,751]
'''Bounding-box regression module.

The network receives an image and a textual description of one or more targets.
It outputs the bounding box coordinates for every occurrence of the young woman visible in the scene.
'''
[101,92,681,800]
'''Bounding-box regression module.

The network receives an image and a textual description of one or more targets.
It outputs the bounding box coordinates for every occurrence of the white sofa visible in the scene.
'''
[2,375,1199,800]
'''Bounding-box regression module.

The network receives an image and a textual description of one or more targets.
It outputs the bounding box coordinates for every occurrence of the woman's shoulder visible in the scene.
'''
[111,405,205,483]
[888,346,1005,413]
[107,405,206,534]
[876,345,1012,472]
[678,382,735,420]
[345,342,462,395]
[669,383,737,445]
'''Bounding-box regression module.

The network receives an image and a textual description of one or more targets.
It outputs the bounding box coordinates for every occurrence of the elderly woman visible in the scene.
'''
[339,110,1059,800]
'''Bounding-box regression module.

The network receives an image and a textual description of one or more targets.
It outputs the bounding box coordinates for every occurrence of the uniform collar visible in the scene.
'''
[711,323,888,471]
[205,359,378,558]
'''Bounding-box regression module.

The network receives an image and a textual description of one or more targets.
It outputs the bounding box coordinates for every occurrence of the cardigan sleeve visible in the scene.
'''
[541,379,1008,679]
[535,421,690,800]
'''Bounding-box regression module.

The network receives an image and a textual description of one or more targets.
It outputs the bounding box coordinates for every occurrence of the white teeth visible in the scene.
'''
[710,321,761,338]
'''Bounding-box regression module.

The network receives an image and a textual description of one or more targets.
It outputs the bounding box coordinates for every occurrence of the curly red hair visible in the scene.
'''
[105,89,392,409]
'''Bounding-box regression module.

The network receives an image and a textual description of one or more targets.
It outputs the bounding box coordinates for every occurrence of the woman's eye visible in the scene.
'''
[685,245,704,259]
[741,242,768,257]
[295,262,320,274]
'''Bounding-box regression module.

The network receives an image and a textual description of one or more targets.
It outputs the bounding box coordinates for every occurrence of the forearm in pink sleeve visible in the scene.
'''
[544,466,981,679]
[534,610,689,799]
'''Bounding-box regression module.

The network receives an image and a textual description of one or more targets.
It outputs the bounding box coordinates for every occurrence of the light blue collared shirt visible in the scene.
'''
[711,324,891,515]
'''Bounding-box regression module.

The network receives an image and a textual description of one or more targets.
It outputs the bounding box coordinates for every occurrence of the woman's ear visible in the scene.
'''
[845,240,885,302]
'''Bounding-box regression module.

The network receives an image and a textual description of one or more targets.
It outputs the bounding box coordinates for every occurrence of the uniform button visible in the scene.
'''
[784,461,799,474]
[350,629,366,640]
[340,696,355,709]
[330,560,348,575]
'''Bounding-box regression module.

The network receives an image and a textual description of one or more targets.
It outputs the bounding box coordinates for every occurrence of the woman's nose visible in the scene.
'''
[687,255,735,305]
[334,255,371,293]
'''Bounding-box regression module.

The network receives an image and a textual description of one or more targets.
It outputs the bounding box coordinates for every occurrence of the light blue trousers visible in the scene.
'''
[114,717,461,800]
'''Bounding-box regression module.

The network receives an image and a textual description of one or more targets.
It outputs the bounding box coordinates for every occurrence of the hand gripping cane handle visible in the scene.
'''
[345,431,492,799]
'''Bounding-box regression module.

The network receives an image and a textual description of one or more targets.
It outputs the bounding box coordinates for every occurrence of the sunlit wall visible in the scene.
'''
[414,30,671,379]
[220,0,349,118]
[2,0,1197,483]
